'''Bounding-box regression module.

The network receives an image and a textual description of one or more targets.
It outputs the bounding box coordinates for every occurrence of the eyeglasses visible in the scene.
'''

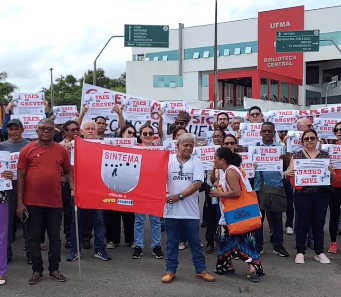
[142,131,154,137]
[249,112,261,117]
[224,142,236,146]
[175,121,186,126]
[213,135,223,139]
[70,128,79,132]
[217,118,228,122]
[38,127,54,132]
[334,128,341,133]
[127,130,135,135]
[261,129,274,134]
[303,136,317,142]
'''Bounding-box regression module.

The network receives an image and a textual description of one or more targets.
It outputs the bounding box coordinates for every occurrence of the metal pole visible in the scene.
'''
[320,39,341,54]
[74,205,82,280]
[49,68,54,108]
[93,35,124,86]
[213,0,218,109]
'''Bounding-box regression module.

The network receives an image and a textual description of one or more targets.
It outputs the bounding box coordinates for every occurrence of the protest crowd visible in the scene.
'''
[1,86,341,287]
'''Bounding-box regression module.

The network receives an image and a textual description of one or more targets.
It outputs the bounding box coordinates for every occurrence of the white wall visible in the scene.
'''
[244,97,303,111]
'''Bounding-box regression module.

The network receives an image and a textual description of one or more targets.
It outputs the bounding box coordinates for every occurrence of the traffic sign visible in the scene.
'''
[276,30,320,53]
[124,25,169,48]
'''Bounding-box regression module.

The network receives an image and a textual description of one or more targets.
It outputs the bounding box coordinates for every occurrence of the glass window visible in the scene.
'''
[270,80,279,102]
[260,78,268,100]
[281,82,289,103]
[290,84,298,105]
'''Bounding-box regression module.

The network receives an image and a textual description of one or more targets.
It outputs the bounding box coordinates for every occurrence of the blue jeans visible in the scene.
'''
[134,214,161,249]
[70,197,106,253]
[165,219,207,274]
[294,189,329,255]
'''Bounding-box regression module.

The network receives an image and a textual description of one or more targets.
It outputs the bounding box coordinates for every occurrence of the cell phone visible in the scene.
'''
[22,211,29,223]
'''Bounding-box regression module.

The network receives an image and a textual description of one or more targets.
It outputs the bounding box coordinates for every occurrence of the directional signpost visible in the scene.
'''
[276,30,320,53]
[124,25,169,48]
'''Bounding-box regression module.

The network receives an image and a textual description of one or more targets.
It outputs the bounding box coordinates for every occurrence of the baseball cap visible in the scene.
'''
[7,119,24,129]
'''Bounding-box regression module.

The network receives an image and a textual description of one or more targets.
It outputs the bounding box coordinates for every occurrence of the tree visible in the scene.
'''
[0,72,17,103]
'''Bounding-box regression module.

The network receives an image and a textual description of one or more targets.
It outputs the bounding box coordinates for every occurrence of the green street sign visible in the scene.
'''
[124,25,169,48]
[276,30,320,53]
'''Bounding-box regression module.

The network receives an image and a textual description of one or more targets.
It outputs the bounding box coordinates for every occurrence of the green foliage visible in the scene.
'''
[43,69,126,108]
[0,72,17,103]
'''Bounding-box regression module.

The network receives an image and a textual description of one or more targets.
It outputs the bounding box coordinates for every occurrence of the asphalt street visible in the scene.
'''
[2,193,341,297]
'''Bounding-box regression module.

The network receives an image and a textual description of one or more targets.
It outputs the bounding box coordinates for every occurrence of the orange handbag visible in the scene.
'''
[221,176,262,235]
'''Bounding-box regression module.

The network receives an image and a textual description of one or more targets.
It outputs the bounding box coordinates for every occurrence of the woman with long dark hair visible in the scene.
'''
[210,147,264,282]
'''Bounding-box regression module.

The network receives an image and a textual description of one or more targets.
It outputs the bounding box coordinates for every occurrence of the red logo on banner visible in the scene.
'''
[74,137,169,217]
[258,6,304,81]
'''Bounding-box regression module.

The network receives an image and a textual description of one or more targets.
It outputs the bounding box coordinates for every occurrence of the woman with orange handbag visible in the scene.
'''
[210,147,264,283]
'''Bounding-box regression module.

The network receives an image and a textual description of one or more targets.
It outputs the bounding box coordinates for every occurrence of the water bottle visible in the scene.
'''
[211,186,218,204]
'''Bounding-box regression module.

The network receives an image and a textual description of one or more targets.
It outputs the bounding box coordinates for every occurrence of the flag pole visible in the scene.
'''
[74,205,82,280]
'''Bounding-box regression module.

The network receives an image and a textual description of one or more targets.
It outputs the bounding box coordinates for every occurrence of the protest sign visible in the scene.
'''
[322,144,341,169]
[266,110,298,131]
[12,92,45,115]
[249,146,283,171]
[10,114,46,139]
[0,151,13,191]
[9,152,20,180]
[314,118,338,140]
[239,123,263,146]
[74,137,168,217]
[53,105,77,124]
[104,138,137,147]
[163,139,178,155]
[238,153,255,178]
[84,94,116,116]
[193,145,219,171]
[294,159,330,186]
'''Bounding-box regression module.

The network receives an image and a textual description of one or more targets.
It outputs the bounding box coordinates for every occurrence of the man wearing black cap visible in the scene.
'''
[0,119,30,262]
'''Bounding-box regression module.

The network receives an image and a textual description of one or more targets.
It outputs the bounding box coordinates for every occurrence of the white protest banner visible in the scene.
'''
[239,123,262,146]
[0,151,13,191]
[249,145,283,172]
[83,113,119,137]
[104,138,137,147]
[84,94,116,116]
[9,152,20,180]
[11,114,46,139]
[163,101,188,117]
[238,153,255,178]
[134,146,165,151]
[13,92,45,115]
[314,118,338,140]
[163,139,178,155]
[294,159,330,186]
[193,145,219,171]
[286,131,303,153]
[322,144,341,169]
[53,105,77,124]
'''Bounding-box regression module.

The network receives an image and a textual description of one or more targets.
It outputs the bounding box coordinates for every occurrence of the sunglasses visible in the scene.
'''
[261,129,274,133]
[249,112,261,117]
[127,130,135,135]
[303,136,317,142]
[175,121,186,126]
[334,128,341,133]
[224,141,236,146]
[142,131,154,137]
[38,127,54,132]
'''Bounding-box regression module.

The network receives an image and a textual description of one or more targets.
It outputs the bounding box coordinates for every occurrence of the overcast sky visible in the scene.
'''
[1,0,340,93]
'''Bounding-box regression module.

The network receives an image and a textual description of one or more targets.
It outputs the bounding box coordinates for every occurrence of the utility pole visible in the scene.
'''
[49,68,54,108]
[94,35,124,86]
[213,0,219,109]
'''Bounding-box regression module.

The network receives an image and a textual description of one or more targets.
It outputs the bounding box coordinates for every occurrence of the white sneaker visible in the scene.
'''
[0,278,5,285]
[286,227,294,235]
[106,242,115,249]
[295,253,305,264]
[179,242,186,250]
[315,253,330,264]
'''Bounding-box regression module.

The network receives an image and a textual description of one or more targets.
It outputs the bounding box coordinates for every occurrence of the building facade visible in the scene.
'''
[126,5,341,111]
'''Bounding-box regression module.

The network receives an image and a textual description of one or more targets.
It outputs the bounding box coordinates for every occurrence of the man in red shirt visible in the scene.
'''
[16,118,73,285]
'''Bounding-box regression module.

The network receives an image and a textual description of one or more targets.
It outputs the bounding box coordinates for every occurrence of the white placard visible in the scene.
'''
[294,159,330,186]
[12,92,45,115]
[314,118,338,140]
[322,144,341,169]
[252,155,283,171]
[193,145,220,171]
[10,114,46,139]
[9,152,20,181]
[239,123,263,146]
[0,151,13,191]
[84,93,116,116]
[104,138,137,147]
[53,105,78,124]
[163,139,178,155]
[238,152,255,178]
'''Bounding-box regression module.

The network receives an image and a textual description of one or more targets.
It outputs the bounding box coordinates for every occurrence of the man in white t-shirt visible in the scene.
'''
[161,133,215,284]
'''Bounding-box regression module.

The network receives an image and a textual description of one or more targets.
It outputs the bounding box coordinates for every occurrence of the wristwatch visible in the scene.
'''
[178,193,184,200]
